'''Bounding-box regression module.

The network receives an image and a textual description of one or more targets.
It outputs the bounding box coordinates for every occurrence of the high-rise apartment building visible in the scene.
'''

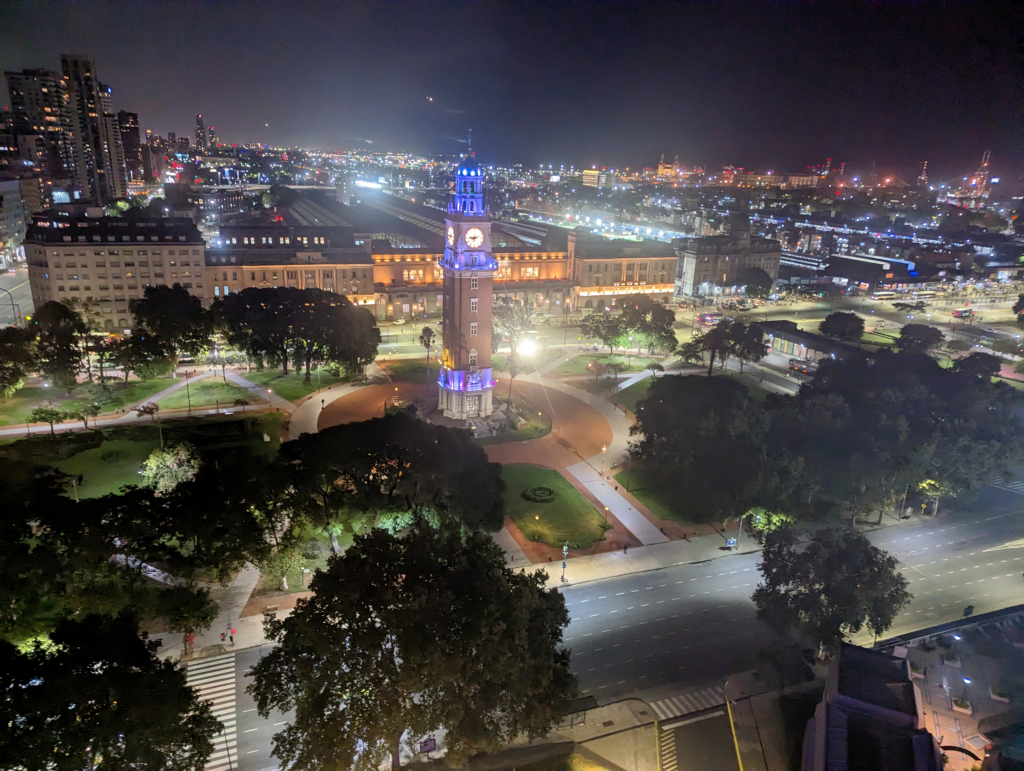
[4,68,77,181]
[61,54,127,203]
[207,126,217,148]
[195,114,206,151]
[117,110,144,181]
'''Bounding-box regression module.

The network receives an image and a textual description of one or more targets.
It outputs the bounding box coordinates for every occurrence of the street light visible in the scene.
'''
[600,445,607,475]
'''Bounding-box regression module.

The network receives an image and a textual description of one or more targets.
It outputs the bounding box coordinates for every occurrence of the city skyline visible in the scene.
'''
[0,0,1018,180]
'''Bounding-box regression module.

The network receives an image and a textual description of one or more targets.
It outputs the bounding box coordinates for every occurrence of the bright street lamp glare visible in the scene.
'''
[517,338,537,355]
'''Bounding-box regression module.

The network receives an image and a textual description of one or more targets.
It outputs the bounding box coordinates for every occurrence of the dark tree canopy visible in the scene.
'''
[0,613,221,770]
[33,301,87,392]
[216,287,379,379]
[953,351,1002,379]
[0,325,37,398]
[677,319,766,375]
[631,375,766,521]
[753,528,911,658]
[735,266,774,298]
[130,284,213,361]
[897,323,944,352]
[248,526,575,771]
[283,413,506,540]
[818,311,865,341]
[616,295,677,353]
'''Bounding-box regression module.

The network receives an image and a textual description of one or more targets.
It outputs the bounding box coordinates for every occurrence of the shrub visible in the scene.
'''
[521,486,558,504]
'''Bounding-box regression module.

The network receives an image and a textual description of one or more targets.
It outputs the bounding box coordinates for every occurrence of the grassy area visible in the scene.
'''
[239,368,349,402]
[549,352,661,378]
[995,376,1024,391]
[0,378,175,427]
[477,393,552,445]
[613,462,698,526]
[569,377,626,397]
[612,377,654,413]
[53,437,160,497]
[157,379,254,410]
[384,359,437,383]
[861,331,897,345]
[502,464,610,548]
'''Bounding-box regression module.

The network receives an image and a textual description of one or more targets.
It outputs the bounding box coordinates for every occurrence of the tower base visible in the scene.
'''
[438,386,493,421]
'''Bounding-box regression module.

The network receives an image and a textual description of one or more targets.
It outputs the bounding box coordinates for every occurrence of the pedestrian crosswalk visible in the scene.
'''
[993,478,1024,495]
[186,655,238,771]
[658,723,679,771]
[650,685,726,720]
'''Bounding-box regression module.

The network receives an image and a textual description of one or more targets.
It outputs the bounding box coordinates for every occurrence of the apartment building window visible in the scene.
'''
[470,298,478,313]
[471,277,478,290]
[470,322,478,337]
[95,261,106,267]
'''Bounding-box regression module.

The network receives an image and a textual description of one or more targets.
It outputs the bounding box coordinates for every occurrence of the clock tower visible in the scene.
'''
[437,143,496,420]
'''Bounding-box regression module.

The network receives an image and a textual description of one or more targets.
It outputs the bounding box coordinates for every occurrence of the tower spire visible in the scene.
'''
[467,128,473,155]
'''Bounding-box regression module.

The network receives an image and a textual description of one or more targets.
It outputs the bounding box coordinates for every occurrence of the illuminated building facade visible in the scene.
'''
[437,149,496,420]
[567,231,677,311]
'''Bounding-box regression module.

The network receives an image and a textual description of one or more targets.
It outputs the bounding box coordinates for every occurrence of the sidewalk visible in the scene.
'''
[284,361,388,439]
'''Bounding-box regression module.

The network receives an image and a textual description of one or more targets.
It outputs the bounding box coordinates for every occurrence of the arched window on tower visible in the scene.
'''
[469,348,478,367]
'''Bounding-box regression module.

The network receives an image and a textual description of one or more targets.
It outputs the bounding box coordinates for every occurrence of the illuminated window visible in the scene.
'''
[522,266,539,279]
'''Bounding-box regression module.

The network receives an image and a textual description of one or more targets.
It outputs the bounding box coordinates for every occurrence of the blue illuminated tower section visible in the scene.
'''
[437,145,497,420]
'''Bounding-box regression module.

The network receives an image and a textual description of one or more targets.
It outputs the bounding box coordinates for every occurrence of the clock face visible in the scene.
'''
[446,226,455,246]
[464,227,484,248]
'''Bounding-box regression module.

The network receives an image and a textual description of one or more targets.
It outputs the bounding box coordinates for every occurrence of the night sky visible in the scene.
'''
[0,1,1018,181]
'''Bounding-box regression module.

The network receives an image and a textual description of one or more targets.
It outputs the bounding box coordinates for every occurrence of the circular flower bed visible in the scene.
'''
[521,486,559,504]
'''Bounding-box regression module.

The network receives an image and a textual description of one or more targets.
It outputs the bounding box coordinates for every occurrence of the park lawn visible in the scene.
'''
[157,379,254,410]
[613,463,697,526]
[861,331,897,345]
[0,378,175,427]
[548,352,661,378]
[995,376,1024,391]
[612,378,655,413]
[570,377,628,398]
[53,437,160,498]
[477,393,552,445]
[239,368,348,402]
[385,359,437,384]
[502,464,610,549]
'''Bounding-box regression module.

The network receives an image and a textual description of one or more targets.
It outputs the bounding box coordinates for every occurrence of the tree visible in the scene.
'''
[818,312,865,341]
[156,584,218,657]
[679,321,733,375]
[33,300,86,392]
[142,442,201,496]
[492,294,533,355]
[0,325,37,399]
[580,311,622,354]
[736,266,773,298]
[897,323,943,352]
[0,613,221,770]
[418,326,435,378]
[945,339,971,352]
[617,296,676,354]
[746,507,793,539]
[954,351,1002,379]
[646,362,664,378]
[248,525,575,771]
[753,528,911,659]
[217,287,379,380]
[729,321,769,372]
[130,284,213,365]
[283,414,505,549]
[71,402,101,429]
[112,333,175,382]
[631,375,766,522]
[991,338,1021,358]
[28,405,69,437]
[1012,293,1024,320]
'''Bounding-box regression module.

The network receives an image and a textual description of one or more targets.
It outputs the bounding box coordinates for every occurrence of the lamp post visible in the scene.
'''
[184,372,192,416]
[267,388,274,411]
[600,445,607,476]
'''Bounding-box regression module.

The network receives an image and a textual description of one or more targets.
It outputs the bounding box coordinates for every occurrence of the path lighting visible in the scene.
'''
[601,445,607,475]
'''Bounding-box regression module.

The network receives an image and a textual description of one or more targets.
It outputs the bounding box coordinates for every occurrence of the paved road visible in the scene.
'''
[188,483,1024,770]
[0,265,32,325]
[562,483,1024,703]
